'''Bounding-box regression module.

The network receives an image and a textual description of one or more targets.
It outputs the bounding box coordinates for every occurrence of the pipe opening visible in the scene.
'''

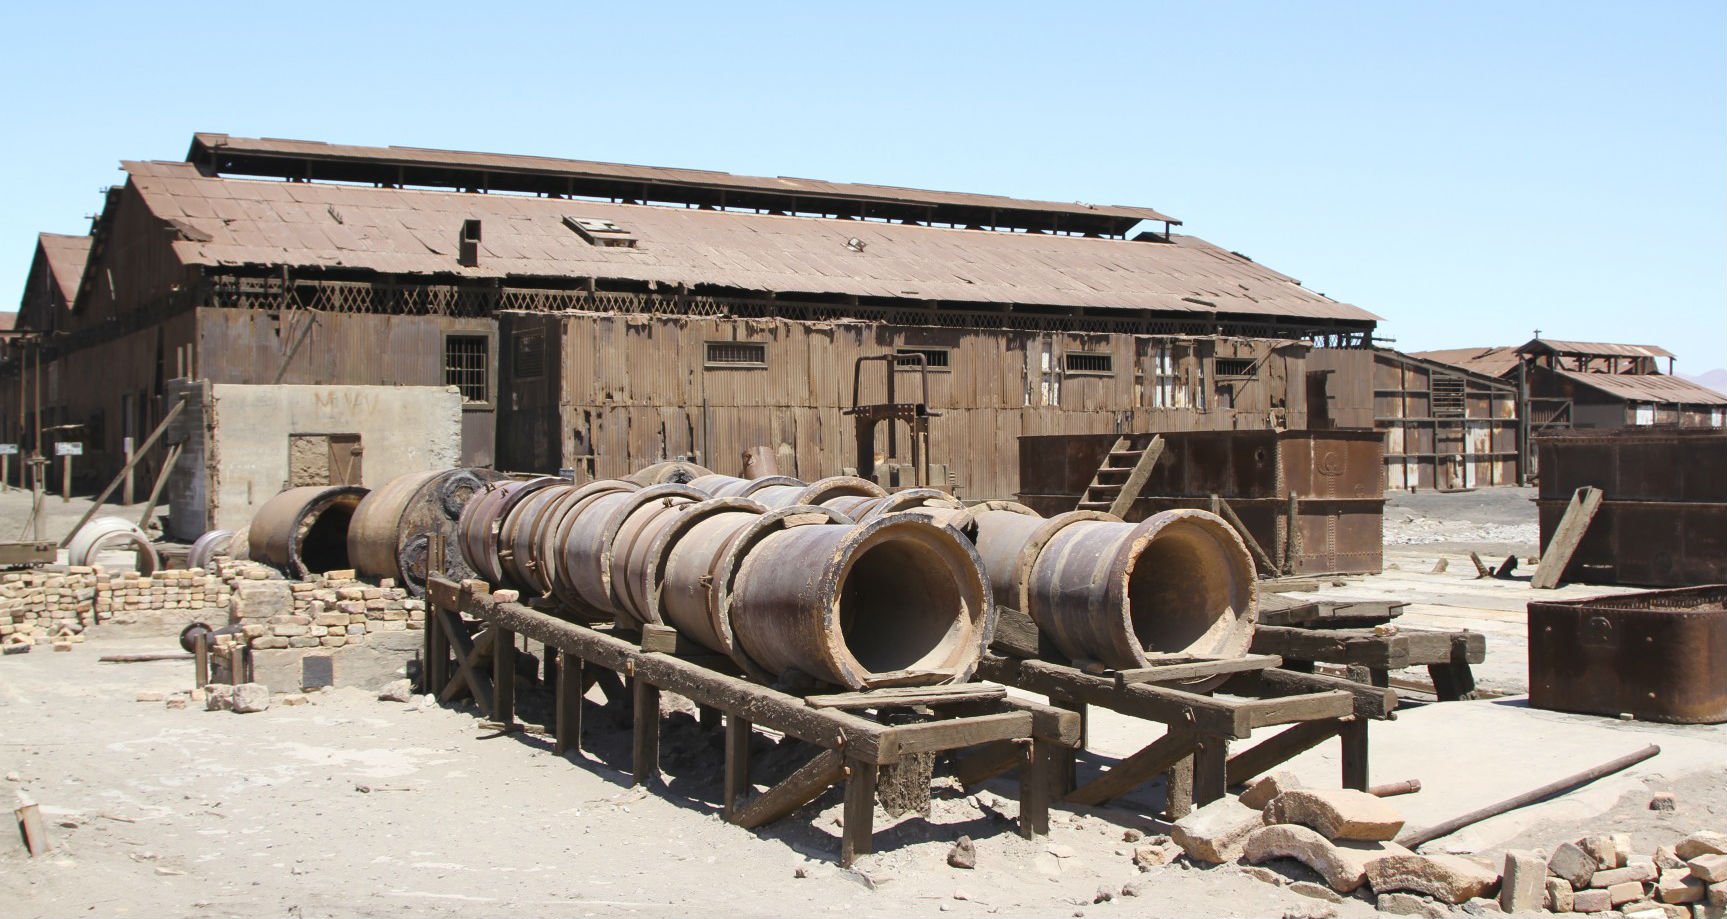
[298,495,361,575]
[837,536,967,674]
[1126,517,1248,656]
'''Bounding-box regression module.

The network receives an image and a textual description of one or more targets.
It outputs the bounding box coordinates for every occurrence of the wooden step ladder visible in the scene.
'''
[1077,434,1165,518]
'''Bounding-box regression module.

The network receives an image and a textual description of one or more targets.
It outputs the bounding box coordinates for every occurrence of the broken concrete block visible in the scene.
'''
[205,684,235,712]
[1573,888,1613,913]
[1132,841,1179,869]
[1678,834,1727,861]
[1692,856,1727,885]
[1239,771,1302,810]
[1596,863,1660,887]
[1660,847,1690,870]
[1239,864,1284,886]
[1262,788,1403,842]
[1241,823,1409,893]
[1546,876,1575,912]
[1169,797,1263,864]
[136,690,165,702]
[1460,896,1503,915]
[230,682,270,713]
[1551,841,1599,888]
[1622,902,1668,919]
[1367,854,1501,905]
[1659,870,1706,905]
[1501,850,1547,914]
[1375,892,1450,918]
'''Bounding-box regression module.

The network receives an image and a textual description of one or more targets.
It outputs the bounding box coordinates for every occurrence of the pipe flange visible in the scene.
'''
[856,487,956,521]
[713,504,852,683]
[643,496,769,651]
[596,483,708,621]
[1011,510,1118,624]
[792,475,886,506]
[626,461,713,487]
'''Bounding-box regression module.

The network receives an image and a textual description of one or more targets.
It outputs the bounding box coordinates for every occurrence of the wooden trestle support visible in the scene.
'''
[422,577,1080,866]
[969,608,1397,819]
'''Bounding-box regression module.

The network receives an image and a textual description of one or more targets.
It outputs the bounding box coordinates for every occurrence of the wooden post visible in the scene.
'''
[1165,753,1194,819]
[840,760,878,867]
[723,714,752,820]
[121,437,135,505]
[698,704,721,730]
[2,453,10,493]
[227,644,245,685]
[14,803,48,855]
[632,679,660,786]
[1340,718,1369,791]
[1531,486,1603,589]
[1193,734,1229,806]
[493,626,515,728]
[554,652,582,756]
[61,451,70,503]
[1018,741,1052,838]
[193,632,209,689]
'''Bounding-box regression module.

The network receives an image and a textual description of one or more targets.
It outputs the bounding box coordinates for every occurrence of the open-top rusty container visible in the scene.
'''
[1528,585,1727,724]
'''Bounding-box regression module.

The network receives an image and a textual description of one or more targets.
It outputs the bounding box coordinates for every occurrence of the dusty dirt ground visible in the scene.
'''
[3,487,1724,918]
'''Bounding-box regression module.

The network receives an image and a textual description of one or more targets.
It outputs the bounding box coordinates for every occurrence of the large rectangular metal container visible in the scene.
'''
[1534,429,1727,587]
[1528,586,1727,724]
[1017,430,1385,576]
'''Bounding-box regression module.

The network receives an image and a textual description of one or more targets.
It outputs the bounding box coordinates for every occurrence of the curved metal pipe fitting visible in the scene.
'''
[556,483,705,622]
[454,477,562,587]
[726,510,993,690]
[686,473,804,499]
[68,516,161,574]
[248,485,369,579]
[750,475,886,511]
[643,497,771,657]
[625,461,713,486]
[1025,509,1258,681]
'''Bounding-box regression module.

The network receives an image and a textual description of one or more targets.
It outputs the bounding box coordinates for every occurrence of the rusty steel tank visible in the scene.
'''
[454,477,563,588]
[248,485,369,579]
[722,509,993,689]
[346,468,509,595]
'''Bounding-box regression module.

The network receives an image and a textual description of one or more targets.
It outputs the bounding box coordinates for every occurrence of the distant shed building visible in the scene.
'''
[1,133,1453,521]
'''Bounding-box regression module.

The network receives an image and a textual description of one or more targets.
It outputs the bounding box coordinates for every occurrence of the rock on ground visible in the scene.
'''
[1239,771,1302,810]
[1375,892,1450,918]
[1262,788,1404,842]
[1241,823,1410,893]
[1367,854,1501,905]
[1500,850,1546,914]
[205,684,235,712]
[377,679,414,702]
[947,836,977,870]
[1170,797,1263,864]
[230,682,271,713]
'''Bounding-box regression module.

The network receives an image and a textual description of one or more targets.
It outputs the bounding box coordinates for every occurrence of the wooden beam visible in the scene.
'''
[493,626,515,728]
[979,656,1252,738]
[951,740,1024,787]
[1531,486,1603,588]
[1107,435,1164,518]
[1115,654,1280,686]
[632,679,660,786]
[884,711,1031,757]
[1240,689,1354,729]
[806,683,1006,709]
[731,749,846,830]
[1341,718,1369,790]
[1225,719,1345,786]
[1064,729,1195,807]
[988,605,1040,659]
[1019,741,1053,838]
[554,651,583,756]
[1228,668,1398,721]
[1193,734,1229,806]
[15,803,48,855]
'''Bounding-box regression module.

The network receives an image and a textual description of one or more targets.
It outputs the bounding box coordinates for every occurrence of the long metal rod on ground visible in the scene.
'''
[1395,744,1660,849]
[59,396,187,548]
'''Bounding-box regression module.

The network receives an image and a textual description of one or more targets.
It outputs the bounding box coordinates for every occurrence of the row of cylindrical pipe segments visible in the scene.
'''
[455,462,1257,691]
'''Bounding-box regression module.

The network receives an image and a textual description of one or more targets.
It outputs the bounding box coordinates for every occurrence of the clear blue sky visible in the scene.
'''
[4,2,1723,371]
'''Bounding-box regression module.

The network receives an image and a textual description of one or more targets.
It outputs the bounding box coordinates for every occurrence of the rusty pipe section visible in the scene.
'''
[625,461,712,486]
[1023,509,1257,676]
[749,475,886,511]
[556,483,705,622]
[248,485,369,579]
[454,476,562,588]
[645,497,773,657]
[347,467,508,595]
[686,473,804,499]
[726,511,993,690]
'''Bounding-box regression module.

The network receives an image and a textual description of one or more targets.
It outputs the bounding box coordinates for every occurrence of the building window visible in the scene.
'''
[1064,352,1113,376]
[895,347,951,370]
[1214,357,1257,377]
[513,329,546,381]
[705,341,767,368]
[444,333,491,404]
[1150,344,1190,409]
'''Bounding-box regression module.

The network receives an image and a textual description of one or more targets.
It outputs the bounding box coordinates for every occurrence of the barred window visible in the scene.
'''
[705,341,767,367]
[895,347,951,370]
[1064,352,1113,375]
[1214,358,1256,377]
[513,329,546,380]
[444,334,490,403]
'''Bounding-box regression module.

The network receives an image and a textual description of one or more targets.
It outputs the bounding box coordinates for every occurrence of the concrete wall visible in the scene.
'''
[169,383,462,537]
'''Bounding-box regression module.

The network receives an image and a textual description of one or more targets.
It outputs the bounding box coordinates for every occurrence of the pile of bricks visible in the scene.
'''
[217,559,426,650]
[0,566,232,653]
[1533,830,1727,918]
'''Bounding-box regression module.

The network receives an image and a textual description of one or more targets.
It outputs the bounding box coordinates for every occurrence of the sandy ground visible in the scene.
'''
[2,487,1724,918]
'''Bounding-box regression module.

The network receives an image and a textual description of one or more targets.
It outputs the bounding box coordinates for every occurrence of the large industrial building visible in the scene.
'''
[10,134,1538,532]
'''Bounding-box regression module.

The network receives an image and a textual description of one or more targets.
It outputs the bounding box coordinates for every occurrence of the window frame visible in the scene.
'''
[704,340,769,369]
[442,330,496,409]
[1063,351,1114,377]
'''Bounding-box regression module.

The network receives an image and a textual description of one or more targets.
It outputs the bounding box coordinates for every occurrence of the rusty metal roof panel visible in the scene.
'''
[1556,369,1727,405]
[1521,338,1676,360]
[1411,346,1522,378]
[126,164,1376,323]
[37,233,92,304]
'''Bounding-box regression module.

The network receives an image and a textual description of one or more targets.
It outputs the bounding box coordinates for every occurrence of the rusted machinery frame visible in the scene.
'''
[425,577,1078,866]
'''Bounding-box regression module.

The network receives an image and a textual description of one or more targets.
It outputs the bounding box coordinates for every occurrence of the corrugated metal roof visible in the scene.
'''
[1520,338,1675,360]
[1557,369,1727,405]
[123,162,1378,324]
[190,133,1181,227]
[38,233,92,304]
[1411,345,1521,379]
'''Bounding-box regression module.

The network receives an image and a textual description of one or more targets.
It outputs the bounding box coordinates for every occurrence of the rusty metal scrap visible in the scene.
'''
[1529,586,1727,724]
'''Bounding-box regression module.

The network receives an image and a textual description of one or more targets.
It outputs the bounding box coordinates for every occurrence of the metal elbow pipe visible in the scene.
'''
[726,511,993,690]
[1024,509,1258,679]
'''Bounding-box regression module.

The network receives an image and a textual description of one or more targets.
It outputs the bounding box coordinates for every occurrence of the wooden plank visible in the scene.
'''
[639,623,679,653]
[723,715,753,820]
[554,651,583,756]
[493,626,516,728]
[889,711,1032,756]
[1211,493,1278,574]
[1224,719,1345,786]
[951,740,1023,787]
[806,683,1006,710]
[1228,668,1398,721]
[1240,689,1354,729]
[1250,626,1409,669]
[1341,718,1369,790]
[632,679,660,786]
[193,633,209,690]
[1064,728,1195,807]
[841,760,878,867]
[1019,741,1054,838]
[1400,629,1486,665]
[1531,486,1603,589]
[980,656,1251,738]
[1193,734,1229,806]
[1469,551,1493,579]
[1115,654,1280,685]
[989,605,1040,659]
[731,748,847,830]
[1165,752,1194,819]
[1107,434,1164,518]
[15,803,48,855]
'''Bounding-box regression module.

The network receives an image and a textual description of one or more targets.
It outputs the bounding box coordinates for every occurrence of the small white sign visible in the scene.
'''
[54,442,83,456]
[0,444,16,456]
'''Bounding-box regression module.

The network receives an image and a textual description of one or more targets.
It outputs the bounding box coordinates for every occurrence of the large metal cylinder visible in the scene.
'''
[186,529,236,571]
[455,477,562,587]
[498,482,577,595]
[969,502,1056,609]
[347,468,509,594]
[248,485,369,579]
[1024,509,1257,676]
[726,511,993,689]
[557,483,704,621]
[749,476,886,511]
[625,461,712,486]
[607,486,713,625]
[686,473,803,499]
[644,497,771,657]
[67,516,160,574]
[544,479,639,617]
